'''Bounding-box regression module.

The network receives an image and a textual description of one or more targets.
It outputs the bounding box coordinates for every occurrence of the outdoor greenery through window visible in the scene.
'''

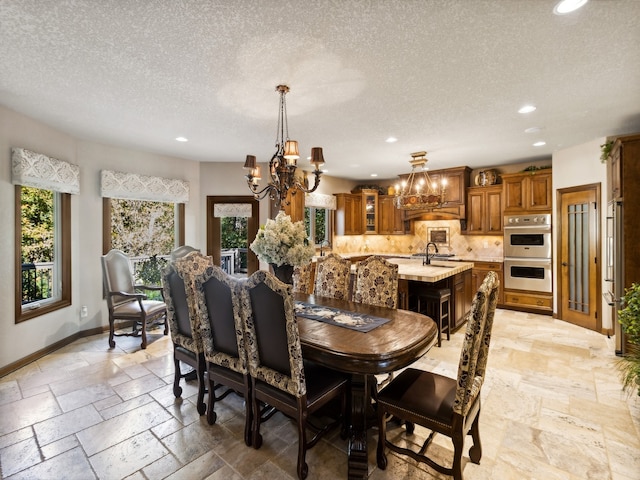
[18,185,71,321]
[110,199,176,298]
[220,216,248,275]
[304,207,331,246]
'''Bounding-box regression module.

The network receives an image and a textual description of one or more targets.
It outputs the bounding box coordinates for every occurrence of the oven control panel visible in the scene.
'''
[504,214,551,226]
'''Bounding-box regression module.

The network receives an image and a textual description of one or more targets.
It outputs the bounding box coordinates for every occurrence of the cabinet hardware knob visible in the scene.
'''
[562,262,568,266]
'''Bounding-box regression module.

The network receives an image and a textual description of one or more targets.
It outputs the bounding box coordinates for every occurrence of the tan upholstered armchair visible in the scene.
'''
[101,249,168,349]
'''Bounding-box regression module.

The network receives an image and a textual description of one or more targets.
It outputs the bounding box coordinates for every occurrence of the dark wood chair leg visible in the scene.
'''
[468,411,482,464]
[196,355,206,415]
[140,315,148,349]
[452,433,465,480]
[172,350,182,397]
[243,376,252,447]
[376,404,388,469]
[206,373,217,425]
[108,319,116,348]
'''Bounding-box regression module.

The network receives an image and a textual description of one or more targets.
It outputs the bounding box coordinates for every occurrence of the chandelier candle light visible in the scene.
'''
[244,85,325,210]
[394,151,447,210]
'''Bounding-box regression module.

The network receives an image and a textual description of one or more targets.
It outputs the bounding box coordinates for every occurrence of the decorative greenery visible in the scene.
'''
[618,282,640,396]
[522,165,552,173]
[250,211,315,267]
[600,141,614,163]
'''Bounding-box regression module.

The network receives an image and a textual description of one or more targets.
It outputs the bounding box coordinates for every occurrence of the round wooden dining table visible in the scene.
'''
[294,293,438,480]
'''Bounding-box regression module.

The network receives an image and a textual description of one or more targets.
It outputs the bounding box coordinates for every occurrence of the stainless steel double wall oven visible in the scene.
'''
[503,214,552,293]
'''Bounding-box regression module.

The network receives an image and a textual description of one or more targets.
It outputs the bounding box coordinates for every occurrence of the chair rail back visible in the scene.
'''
[453,270,499,416]
[241,270,306,397]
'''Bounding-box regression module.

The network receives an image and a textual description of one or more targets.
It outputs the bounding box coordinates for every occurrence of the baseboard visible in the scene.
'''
[0,325,109,378]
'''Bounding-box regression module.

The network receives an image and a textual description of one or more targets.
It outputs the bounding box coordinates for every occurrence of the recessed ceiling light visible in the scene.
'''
[370,173,378,177]
[518,105,537,114]
[175,136,188,142]
[524,127,542,133]
[385,137,398,143]
[553,0,588,15]
[533,141,546,147]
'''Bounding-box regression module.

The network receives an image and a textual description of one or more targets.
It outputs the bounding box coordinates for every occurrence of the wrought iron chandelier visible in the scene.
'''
[243,85,324,210]
[394,151,447,210]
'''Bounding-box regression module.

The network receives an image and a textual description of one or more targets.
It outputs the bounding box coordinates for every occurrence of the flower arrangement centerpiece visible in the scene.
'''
[250,211,315,284]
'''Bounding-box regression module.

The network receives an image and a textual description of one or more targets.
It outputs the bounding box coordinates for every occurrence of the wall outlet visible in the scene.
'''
[80,305,88,318]
[482,240,489,249]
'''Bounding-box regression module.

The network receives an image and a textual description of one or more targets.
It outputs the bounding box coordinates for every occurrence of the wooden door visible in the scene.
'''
[486,187,503,233]
[557,185,600,331]
[529,173,552,210]
[466,190,484,233]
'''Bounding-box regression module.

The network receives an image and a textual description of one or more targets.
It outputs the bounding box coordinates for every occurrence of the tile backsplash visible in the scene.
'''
[332,220,503,258]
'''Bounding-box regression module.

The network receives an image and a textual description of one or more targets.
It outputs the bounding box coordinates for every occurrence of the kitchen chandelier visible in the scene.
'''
[243,85,325,210]
[394,151,447,210]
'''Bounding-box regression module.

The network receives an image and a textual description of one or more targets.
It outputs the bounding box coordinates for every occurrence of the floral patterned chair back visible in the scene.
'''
[353,256,399,309]
[161,251,213,414]
[314,253,351,300]
[190,264,252,441]
[454,270,499,415]
[292,262,315,295]
[241,270,305,397]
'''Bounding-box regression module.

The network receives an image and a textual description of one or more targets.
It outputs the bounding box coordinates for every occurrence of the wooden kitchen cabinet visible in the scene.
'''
[465,185,503,234]
[502,169,552,213]
[269,188,305,222]
[471,261,504,306]
[503,290,552,312]
[362,189,379,234]
[608,144,621,201]
[451,269,473,330]
[379,195,412,235]
[335,193,364,235]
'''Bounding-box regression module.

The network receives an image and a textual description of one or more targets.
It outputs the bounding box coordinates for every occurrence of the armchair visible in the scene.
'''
[101,249,167,349]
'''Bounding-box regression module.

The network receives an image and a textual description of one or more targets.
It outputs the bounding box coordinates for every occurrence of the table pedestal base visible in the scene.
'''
[347,373,372,480]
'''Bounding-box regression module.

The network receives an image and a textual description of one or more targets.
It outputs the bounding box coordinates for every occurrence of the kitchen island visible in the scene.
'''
[383,257,474,331]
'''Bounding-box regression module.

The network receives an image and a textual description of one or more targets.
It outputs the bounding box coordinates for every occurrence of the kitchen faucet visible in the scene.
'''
[424,242,439,265]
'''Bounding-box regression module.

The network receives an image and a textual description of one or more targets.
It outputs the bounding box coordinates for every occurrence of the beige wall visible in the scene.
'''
[551,137,609,326]
[0,105,201,370]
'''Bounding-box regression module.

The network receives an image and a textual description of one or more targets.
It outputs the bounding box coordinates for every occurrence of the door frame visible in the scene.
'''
[555,183,602,332]
[206,196,260,276]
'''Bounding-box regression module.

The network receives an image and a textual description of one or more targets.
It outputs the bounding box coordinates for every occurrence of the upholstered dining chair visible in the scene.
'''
[101,249,168,350]
[190,265,253,445]
[313,253,351,300]
[162,249,213,415]
[241,270,349,480]
[353,255,399,309]
[292,262,315,295]
[376,271,500,480]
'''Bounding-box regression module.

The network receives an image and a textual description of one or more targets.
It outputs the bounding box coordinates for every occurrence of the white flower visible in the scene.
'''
[250,211,315,266]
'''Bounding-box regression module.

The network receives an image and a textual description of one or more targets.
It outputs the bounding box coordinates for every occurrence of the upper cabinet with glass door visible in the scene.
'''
[362,189,378,234]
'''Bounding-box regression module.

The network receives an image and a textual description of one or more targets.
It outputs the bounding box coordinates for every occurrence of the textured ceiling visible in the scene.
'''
[1,0,639,181]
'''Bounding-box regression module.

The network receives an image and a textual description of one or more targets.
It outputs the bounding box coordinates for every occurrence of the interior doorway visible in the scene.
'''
[556,184,601,331]
[206,196,259,277]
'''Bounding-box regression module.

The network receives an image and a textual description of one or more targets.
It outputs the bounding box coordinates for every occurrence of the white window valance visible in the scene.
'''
[101,170,189,203]
[11,148,80,194]
[305,192,337,210]
[214,203,253,218]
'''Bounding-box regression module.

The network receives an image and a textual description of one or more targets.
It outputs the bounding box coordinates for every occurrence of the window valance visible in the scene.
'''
[11,148,80,194]
[213,203,253,218]
[305,192,337,210]
[100,170,189,203]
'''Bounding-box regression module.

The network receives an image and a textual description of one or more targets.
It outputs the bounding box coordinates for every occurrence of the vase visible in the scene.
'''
[270,263,294,285]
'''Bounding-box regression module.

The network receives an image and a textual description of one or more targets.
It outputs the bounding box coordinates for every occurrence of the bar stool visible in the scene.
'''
[417,288,451,347]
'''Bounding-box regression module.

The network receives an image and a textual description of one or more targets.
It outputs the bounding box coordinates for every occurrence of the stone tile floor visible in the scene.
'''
[1,308,639,479]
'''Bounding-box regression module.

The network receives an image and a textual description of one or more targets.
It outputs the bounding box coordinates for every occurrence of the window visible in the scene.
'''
[304,207,332,246]
[15,185,71,322]
[104,198,181,296]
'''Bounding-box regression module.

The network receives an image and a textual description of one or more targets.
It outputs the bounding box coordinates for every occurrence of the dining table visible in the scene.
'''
[294,292,438,480]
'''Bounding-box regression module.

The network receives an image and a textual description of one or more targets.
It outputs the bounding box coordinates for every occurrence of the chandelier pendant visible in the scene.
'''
[394,151,447,210]
[243,85,325,210]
